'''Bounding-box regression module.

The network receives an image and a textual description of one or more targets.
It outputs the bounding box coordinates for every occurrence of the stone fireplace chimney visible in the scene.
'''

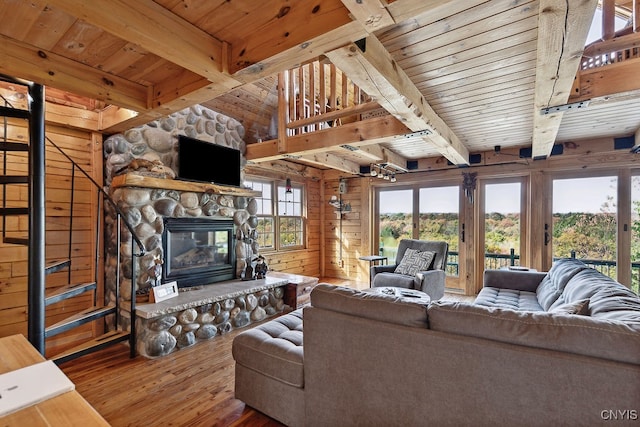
[102,105,260,305]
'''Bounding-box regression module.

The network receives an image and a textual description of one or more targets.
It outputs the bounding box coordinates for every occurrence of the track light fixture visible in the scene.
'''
[370,163,402,183]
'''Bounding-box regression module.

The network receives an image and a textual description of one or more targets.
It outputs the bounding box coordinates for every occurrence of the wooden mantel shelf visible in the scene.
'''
[111,173,261,197]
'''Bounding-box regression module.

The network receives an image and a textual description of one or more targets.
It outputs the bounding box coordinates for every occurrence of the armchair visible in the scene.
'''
[370,239,448,301]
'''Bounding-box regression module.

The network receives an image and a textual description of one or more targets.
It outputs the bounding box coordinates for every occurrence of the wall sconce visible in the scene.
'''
[462,172,477,204]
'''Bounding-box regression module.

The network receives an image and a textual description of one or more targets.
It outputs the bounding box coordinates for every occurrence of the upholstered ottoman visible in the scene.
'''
[232,309,304,427]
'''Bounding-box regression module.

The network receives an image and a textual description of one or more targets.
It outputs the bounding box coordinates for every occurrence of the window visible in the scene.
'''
[246,178,305,250]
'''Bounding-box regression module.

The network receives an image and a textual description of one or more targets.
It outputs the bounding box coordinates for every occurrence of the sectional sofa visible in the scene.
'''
[232,259,640,426]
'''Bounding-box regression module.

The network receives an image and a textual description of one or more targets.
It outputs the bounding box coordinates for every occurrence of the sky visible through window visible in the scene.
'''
[379,177,617,215]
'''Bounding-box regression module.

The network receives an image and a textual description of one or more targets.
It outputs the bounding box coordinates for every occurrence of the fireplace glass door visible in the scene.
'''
[163,218,235,287]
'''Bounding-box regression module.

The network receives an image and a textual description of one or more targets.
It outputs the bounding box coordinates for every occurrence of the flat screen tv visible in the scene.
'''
[177,135,241,187]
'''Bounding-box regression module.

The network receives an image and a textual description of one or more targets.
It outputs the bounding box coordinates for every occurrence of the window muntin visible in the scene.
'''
[246,178,305,250]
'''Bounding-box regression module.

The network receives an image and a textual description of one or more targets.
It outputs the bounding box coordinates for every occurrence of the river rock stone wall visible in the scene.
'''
[102,105,259,306]
[138,287,285,358]
[103,105,246,186]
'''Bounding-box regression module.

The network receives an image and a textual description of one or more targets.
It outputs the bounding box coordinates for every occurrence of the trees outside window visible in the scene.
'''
[246,179,305,250]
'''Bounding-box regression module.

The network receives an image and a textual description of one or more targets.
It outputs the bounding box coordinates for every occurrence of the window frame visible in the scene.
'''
[245,177,306,252]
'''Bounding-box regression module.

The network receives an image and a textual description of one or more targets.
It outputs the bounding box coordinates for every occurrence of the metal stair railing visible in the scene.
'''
[0,74,145,359]
[44,134,146,359]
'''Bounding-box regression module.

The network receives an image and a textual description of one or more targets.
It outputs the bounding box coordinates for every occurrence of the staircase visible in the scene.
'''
[0,75,143,364]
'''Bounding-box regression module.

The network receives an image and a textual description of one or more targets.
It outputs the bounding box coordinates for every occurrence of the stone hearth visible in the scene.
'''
[130,276,289,358]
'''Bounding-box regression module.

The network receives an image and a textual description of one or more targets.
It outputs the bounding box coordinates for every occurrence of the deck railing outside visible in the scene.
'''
[446,250,640,294]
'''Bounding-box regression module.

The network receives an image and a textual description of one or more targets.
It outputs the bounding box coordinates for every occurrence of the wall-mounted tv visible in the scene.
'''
[177,135,241,187]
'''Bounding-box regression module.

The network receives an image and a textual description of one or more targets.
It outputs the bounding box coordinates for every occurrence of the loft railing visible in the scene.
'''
[281,60,378,135]
[580,2,640,70]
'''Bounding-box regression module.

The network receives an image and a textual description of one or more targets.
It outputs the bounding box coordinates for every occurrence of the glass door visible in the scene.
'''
[377,188,414,263]
[419,185,461,290]
[552,176,617,277]
[481,180,523,270]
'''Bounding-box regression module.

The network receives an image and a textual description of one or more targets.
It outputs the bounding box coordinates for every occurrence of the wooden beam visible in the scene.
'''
[99,106,140,131]
[531,0,598,159]
[101,79,254,133]
[233,21,369,81]
[46,103,99,131]
[340,0,395,32]
[602,0,616,41]
[325,35,470,165]
[298,152,361,175]
[246,116,411,162]
[0,34,148,111]
[45,0,238,87]
[380,147,408,172]
[353,144,385,162]
[277,72,288,153]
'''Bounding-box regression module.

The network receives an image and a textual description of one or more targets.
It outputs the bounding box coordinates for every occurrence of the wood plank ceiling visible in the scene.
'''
[1,0,638,174]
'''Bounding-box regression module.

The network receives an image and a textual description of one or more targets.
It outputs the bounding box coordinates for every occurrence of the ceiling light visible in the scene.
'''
[390,174,396,183]
[370,165,377,177]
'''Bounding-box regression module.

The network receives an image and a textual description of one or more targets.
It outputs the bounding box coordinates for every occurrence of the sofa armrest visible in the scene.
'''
[482,269,547,292]
[415,270,445,300]
[371,264,396,284]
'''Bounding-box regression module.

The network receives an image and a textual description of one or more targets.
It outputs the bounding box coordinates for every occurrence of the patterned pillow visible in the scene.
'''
[394,249,436,276]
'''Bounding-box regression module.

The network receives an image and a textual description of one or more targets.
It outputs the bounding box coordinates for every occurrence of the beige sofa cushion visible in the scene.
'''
[536,258,588,309]
[310,284,428,328]
[232,309,304,388]
[428,301,640,365]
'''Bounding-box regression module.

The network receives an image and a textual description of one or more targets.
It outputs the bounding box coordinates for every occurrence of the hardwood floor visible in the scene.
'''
[59,278,473,426]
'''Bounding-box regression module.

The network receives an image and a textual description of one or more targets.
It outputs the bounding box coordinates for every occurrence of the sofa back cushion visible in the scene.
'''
[549,268,640,324]
[536,258,588,310]
[428,301,640,365]
[309,284,428,328]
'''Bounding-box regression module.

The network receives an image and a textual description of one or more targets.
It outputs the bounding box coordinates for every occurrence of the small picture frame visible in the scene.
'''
[150,281,179,303]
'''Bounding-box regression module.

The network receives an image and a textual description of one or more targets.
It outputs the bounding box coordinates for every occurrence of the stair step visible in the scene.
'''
[50,331,130,365]
[0,176,29,184]
[2,236,28,245]
[46,282,97,306]
[0,142,29,151]
[45,259,71,275]
[0,207,29,216]
[0,105,30,119]
[45,305,116,338]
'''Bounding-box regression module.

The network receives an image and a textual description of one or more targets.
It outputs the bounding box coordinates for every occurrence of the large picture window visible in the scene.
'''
[246,178,305,250]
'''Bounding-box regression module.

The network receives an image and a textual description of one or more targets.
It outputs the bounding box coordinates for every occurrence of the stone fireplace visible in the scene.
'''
[103,105,260,303]
[101,105,290,357]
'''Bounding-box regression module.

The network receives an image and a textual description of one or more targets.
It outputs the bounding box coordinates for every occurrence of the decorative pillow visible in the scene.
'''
[394,249,435,276]
[549,298,590,316]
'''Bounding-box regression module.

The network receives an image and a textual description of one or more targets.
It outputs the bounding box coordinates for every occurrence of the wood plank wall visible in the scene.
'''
[322,175,370,288]
[0,116,101,353]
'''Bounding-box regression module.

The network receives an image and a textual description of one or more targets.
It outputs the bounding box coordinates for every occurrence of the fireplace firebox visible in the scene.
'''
[162,218,236,288]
